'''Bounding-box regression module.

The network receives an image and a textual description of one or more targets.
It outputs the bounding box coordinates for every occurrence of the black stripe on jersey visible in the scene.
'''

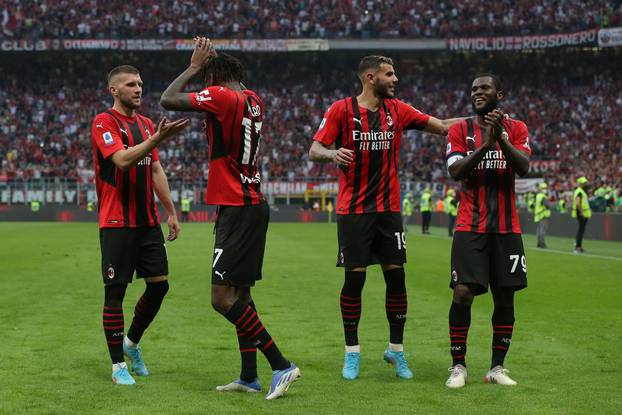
[210,114,227,160]
[484,145,499,233]
[336,99,346,176]
[362,110,381,213]
[97,150,116,186]
[137,117,159,225]
[503,167,513,232]
[129,120,149,227]
[503,120,515,230]
[106,111,131,226]
[382,101,394,211]
[348,97,363,214]
[466,118,479,231]
[229,94,240,155]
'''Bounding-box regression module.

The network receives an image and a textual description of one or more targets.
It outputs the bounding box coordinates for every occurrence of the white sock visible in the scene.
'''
[345,345,361,353]
[112,362,127,372]
[124,336,137,349]
[389,343,403,352]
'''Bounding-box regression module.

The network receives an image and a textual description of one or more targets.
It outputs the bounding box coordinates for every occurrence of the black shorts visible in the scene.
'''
[337,212,406,268]
[450,231,527,295]
[100,226,168,286]
[212,203,269,287]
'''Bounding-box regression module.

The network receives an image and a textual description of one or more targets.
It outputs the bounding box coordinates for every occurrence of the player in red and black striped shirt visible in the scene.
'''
[91,65,189,385]
[444,74,530,389]
[160,37,299,399]
[309,55,464,380]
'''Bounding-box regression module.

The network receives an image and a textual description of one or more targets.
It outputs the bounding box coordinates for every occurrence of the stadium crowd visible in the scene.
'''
[1,0,620,40]
[0,50,620,199]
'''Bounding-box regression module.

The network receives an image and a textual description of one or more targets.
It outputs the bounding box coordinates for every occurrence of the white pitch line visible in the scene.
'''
[409,232,622,262]
[524,247,622,262]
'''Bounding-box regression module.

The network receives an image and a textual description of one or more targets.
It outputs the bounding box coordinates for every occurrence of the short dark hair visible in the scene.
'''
[474,72,502,91]
[204,53,245,85]
[358,55,394,78]
[107,65,139,85]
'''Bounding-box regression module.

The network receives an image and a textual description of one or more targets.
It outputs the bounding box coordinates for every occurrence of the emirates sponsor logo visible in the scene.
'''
[470,149,507,170]
[352,130,394,141]
[137,155,152,166]
[353,130,394,151]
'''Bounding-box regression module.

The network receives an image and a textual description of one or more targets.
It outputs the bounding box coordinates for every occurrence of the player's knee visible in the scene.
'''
[146,279,169,300]
[452,284,474,305]
[211,286,235,314]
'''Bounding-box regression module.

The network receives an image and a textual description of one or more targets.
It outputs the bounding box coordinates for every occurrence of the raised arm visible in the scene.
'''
[160,37,215,111]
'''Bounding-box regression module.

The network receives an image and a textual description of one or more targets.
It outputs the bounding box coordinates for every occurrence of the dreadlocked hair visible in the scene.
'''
[203,53,245,85]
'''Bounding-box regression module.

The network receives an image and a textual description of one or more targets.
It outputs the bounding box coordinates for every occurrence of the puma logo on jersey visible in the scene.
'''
[353,117,362,125]
[214,270,226,279]
[96,122,104,129]
[119,128,128,136]
[466,136,475,142]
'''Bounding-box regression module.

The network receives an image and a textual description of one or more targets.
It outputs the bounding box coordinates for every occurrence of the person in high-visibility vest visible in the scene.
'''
[534,182,552,248]
[444,189,458,237]
[30,200,40,212]
[526,192,535,212]
[443,189,458,236]
[181,196,191,223]
[420,188,432,234]
[402,193,413,233]
[557,197,566,213]
[572,176,592,253]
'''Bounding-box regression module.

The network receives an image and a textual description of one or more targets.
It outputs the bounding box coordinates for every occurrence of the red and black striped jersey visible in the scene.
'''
[446,117,531,234]
[91,109,160,229]
[189,86,264,206]
[314,97,430,215]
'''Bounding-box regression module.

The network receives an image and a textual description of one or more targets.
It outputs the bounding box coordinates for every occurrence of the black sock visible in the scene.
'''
[340,270,366,346]
[491,305,515,368]
[449,302,471,366]
[383,268,407,344]
[127,280,169,344]
[103,284,127,364]
[238,301,258,382]
[225,299,290,371]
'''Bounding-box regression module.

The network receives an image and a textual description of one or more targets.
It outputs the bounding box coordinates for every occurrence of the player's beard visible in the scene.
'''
[120,95,141,110]
[472,96,498,115]
[374,81,394,99]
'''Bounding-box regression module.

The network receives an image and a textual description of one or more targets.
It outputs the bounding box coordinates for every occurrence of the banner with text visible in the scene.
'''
[0,38,329,52]
[447,29,598,51]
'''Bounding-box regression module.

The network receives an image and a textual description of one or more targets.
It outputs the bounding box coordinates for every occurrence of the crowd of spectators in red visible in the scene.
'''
[0,50,620,194]
[1,0,620,40]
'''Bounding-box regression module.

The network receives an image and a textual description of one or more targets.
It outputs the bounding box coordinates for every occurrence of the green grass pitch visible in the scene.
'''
[0,222,620,414]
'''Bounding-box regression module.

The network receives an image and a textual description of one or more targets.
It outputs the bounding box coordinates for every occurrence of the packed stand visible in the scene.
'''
[0,50,620,199]
[1,0,621,40]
